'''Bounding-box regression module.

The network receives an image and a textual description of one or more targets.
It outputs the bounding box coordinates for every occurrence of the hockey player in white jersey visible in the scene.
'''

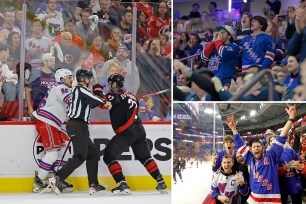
[211,154,249,204]
[32,68,73,193]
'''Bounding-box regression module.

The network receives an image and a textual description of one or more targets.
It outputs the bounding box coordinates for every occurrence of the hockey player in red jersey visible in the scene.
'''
[92,73,167,194]
[32,68,73,193]
[226,104,296,204]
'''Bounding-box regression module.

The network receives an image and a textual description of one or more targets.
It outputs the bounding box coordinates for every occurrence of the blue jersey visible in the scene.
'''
[283,71,300,91]
[27,69,56,110]
[233,134,287,204]
[278,148,302,194]
[201,40,239,85]
[184,43,203,58]
[275,38,286,63]
[240,33,275,72]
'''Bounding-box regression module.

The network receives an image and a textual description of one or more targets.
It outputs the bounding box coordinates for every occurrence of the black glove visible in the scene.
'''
[92,83,104,97]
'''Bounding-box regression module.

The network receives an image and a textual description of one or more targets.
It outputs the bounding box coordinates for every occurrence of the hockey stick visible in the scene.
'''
[136,89,171,99]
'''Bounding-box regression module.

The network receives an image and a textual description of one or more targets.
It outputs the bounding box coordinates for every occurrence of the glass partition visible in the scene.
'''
[0,0,171,122]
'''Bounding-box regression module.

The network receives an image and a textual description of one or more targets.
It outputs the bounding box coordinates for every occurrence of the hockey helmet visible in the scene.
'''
[108,73,124,88]
[76,69,93,82]
[55,68,72,83]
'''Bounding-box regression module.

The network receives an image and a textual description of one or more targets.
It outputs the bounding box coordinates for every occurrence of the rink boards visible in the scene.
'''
[0,122,171,192]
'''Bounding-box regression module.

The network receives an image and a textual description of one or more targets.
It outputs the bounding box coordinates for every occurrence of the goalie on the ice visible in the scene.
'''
[92,73,168,194]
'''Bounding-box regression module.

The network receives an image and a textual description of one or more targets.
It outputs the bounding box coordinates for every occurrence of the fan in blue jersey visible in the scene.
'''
[240,16,276,72]
[226,104,296,204]
[201,25,239,87]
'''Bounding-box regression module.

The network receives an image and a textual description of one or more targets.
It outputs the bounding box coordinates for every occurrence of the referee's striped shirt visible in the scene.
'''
[67,85,106,123]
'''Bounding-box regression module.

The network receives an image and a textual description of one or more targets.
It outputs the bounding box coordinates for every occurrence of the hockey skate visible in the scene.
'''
[156,175,167,194]
[33,171,51,193]
[111,180,132,195]
[62,180,73,193]
[49,175,63,195]
[89,183,106,195]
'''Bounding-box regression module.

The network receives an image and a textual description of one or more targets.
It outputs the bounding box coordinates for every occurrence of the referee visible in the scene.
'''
[49,69,112,195]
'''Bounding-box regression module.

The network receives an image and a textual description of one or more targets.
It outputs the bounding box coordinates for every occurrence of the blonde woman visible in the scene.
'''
[105,27,123,59]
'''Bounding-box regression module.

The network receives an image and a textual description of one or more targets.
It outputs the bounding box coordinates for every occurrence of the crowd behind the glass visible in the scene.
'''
[0,0,171,121]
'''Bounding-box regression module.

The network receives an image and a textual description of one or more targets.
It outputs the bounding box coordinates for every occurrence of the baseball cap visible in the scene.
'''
[216,25,234,37]
[42,53,55,61]
[117,44,128,51]
[251,16,268,31]
[281,58,288,65]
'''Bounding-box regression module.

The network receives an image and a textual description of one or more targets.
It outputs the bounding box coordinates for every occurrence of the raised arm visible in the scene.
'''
[280,104,297,137]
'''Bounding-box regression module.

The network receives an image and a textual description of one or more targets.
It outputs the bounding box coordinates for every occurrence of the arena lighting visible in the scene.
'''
[204,108,214,114]
[241,115,246,120]
[243,0,247,3]
[228,0,232,12]
[175,128,181,131]
[250,110,256,116]
[183,140,193,143]
[247,132,251,134]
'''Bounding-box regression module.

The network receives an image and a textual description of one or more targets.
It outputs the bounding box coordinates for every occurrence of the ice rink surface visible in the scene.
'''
[0,190,171,204]
[172,161,212,204]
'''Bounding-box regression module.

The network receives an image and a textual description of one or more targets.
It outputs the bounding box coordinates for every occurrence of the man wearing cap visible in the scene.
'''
[240,16,276,72]
[201,25,239,87]
[102,45,140,93]
[25,53,56,120]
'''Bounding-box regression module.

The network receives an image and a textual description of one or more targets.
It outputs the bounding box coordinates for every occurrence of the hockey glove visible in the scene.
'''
[92,83,104,98]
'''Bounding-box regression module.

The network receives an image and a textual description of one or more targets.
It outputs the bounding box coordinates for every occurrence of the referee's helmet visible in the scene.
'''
[76,69,93,82]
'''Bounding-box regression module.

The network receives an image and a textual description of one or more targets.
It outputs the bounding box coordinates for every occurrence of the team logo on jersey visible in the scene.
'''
[264,157,269,165]
[33,134,73,172]
[123,34,132,43]
[64,54,73,64]
[159,25,170,35]
[208,55,220,71]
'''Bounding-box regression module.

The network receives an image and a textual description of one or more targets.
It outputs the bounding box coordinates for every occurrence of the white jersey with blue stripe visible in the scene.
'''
[33,82,71,130]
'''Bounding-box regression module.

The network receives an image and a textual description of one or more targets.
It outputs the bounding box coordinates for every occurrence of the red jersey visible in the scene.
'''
[136,3,153,21]
[147,16,170,39]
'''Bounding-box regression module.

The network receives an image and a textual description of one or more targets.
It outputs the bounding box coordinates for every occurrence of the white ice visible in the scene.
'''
[0,190,171,204]
[172,161,212,204]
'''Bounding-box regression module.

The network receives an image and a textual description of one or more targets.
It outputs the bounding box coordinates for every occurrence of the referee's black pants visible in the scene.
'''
[57,119,100,185]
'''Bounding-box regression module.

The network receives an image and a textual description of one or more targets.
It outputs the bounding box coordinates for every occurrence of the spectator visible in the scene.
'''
[97,0,119,26]
[25,53,56,119]
[182,20,192,34]
[282,55,300,100]
[25,19,52,69]
[73,51,98,84]
[286,2,306,62]
[36,0,62,15]
[240,16,275,72]
[208,2,218,13]
[177,73,190,87]
[105,27,122,59]
[147,0,170,39]
[179,32,190,50]
[53,19,85,50]
[266,20,286,63]
[89,35,108,63]
[53,32,81,72]
[6,31,21,72]
[137,10,148,45]
[201,25,239,87]
[36,0,64,39]
[139,96,161,121]
[211,154,249,204]
[75,0,98,21]
[203,28,214,42]
[102,45,140,93]
[236,12,252,43]
[184,33,203,67]
[0,9,21,43]
[189,3,201,18]
[173,37,186,61]
[118,9,136,51]
[136,0,153,21]
[75,7,99,48]
[0,43,18,102]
